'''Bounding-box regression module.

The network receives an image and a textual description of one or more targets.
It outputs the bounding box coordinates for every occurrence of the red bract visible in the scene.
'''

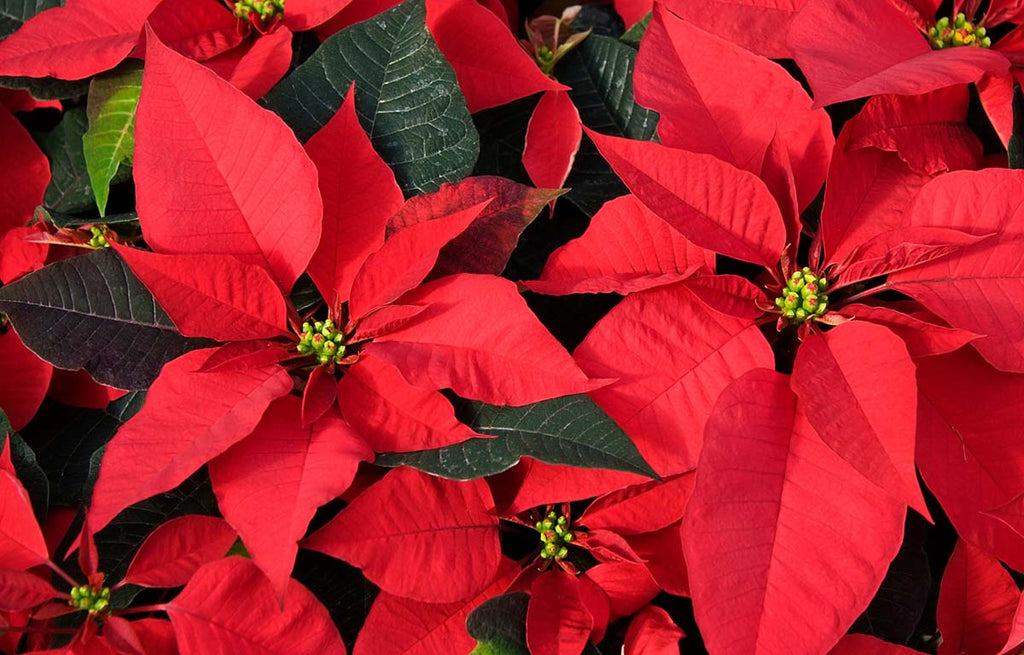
[683,369,906,654]
[616,0,806,58]
[86,29,596,600]
[523,35,1024,643]
[788,0,1011,106]
[0,0,351,98]
[935,540,1023,655]
[635,6,833,215]
[325,464,693,652]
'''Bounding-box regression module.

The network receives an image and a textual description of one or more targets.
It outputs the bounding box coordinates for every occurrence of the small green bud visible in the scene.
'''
[955,12,966,28]
[982,36,992,47]
[977,26,986,37]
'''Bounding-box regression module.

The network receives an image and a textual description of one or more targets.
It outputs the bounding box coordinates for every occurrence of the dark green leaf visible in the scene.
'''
[556,34,658,215]
[83,61,142,216]
[290,274,323,315]
[21,392,145,507]
[262,0,478,196]
[0,75,89,100]
[620,12,651,48]
[0,409,49,519]
[35,107,131,213]
[42,207,138,228]
[375,394,656,480]
[851,514,931,643]
[96,468,218,584]
[1009,82,1024,170]
[0,0,59,40]
[473,94,537,183]
[571,5,625,38]
[467,592,530,655]
[0,249,208,390]
[293,551,378,650]
[54,461,218,593]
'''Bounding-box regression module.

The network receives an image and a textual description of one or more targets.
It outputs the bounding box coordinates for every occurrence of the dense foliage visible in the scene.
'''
[2,0,1024,653]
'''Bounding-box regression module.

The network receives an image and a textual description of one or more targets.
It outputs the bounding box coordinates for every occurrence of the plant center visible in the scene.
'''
[536,511,575,561]
[297,319,347,366]
[68,584,111,614]
[234,0,284,27]
[89,226,110,248]
[928,13,990,49]
[774,267,829,326]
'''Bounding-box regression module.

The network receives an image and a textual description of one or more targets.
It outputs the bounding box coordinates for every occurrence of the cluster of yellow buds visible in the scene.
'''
[929,13,991,49]
[775,267,829,325]
[536,511,574,561]
[88,226,109,248]
[68,584,110,614]
[233,0,284,23]
[297,319,346,366]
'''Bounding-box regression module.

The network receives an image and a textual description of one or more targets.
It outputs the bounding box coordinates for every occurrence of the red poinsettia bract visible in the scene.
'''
[519,8,1024,651]
[84,30,598,599]
[301,465,691,654]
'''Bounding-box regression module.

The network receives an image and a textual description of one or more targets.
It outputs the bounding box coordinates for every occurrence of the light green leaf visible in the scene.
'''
[35,108,132,213]
[262,0,479,196]
[83,61,142,216]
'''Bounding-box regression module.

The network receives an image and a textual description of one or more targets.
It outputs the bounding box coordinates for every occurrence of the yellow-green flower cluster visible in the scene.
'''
[775,267,829,325]
[297,319,346,366]
[234,0,284,22]
[89,226,109,248]
[68,584,110,614]
[536,511,574,561]
[929,13,991,49]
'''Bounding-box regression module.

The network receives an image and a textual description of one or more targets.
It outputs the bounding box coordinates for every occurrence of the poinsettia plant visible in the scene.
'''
[3,0,1024,653]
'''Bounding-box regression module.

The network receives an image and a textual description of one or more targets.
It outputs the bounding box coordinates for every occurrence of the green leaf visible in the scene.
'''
[0,0,59,40]
[620,12,651,48]
[555,34,658,215]
[42,207,138,228]
[0,75,89,100]
[0,249,208,390]
[375,394,657,480]
[83,62,142,216]
[55,461,217,590]
[473,94,537,183]
[20,392,144,507]
[0,409,49,519]
[467,592,530,655]
[262,0,479,196]
[1009,82,1024,170]
[35,107,131,213]
[293,552,377,651]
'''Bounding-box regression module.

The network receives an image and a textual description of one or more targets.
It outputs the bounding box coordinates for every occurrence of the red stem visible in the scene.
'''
[45,560,81,588]
[115,603,169,616]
